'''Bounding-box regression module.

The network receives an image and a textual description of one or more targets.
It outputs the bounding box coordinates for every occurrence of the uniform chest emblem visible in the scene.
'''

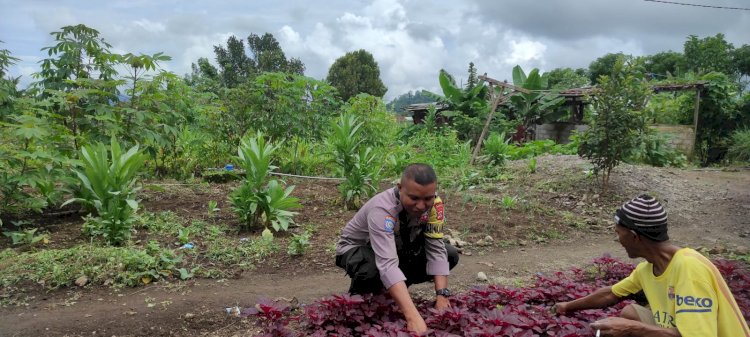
[384,216,396,234]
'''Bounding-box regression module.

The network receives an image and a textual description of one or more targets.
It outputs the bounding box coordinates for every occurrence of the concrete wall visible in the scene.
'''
[651,124,695,157]
[535,123,695,156]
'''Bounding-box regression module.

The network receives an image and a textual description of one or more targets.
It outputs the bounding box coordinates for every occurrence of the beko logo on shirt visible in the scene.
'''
[675,294,713,313]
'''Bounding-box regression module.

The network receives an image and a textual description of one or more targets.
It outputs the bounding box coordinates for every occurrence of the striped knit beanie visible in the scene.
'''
[614,194,669,242]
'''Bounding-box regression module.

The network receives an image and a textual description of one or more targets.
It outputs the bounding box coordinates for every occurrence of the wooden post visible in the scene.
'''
[470,88,505,165]
[692,87,701,159]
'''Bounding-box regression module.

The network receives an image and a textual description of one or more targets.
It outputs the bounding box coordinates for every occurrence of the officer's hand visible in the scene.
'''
[406,316,428,334]
[435,296,451,311]
[549,302,568,315]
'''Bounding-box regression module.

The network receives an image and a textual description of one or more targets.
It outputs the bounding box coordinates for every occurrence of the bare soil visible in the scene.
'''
[1,155,748,337]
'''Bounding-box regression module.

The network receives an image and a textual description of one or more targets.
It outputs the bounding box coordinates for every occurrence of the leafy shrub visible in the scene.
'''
[276,136,332,176]
[528,157,538,173]
[64,137,146,245]
[0,241,188,289]
[626,130,687,167]
[229,133,301,231]
[578,57,650,190]
[287,230,312,256]
[2,228,48,246]
[329,114,381,210]
[728,128,750,163]
[406,128,471,174]
[482,132,511,166]
[240,255,750,336]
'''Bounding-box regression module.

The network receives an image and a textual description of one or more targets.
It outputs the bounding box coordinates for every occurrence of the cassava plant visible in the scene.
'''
[63,136,146,245]
[229,132,301,231]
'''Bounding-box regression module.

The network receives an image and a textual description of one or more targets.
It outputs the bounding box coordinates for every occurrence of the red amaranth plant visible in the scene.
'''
[241,256,750,336]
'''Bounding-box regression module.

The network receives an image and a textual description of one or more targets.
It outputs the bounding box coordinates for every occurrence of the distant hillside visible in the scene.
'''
[387,90,435,115]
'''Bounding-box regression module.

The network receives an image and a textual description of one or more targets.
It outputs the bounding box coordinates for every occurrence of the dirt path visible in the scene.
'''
[1,159,748,336]
[0,237,627,337]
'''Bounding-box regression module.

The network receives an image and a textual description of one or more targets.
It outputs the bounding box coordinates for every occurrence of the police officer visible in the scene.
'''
[335,163,459,334]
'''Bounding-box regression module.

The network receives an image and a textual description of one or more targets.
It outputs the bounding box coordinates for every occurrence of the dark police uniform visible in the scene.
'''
[335,187,459,294]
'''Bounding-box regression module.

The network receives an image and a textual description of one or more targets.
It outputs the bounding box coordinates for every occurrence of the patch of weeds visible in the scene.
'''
[0,241,187,290]
[190,181,212,195]
[325,240,337,255]
[496,240,514,248]
[521,200,557,217]
[500,195,518,210]
[562,211,589,229]
[137,211,183,234]
[203,228,278,268]
[0,286,34,307]
[2,228,49,246]
[287,230,312,256]
[728,252,750,264]
[206,200,220,217]
[526,228,565,243]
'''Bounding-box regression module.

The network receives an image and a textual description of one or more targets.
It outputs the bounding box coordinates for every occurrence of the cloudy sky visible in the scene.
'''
[2,0,749,100]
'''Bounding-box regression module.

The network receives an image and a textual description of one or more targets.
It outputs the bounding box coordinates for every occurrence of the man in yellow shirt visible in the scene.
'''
[551,195,749,337]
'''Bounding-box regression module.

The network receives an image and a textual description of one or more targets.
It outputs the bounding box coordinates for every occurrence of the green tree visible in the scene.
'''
[545,67,589,89]
[588,52,630,85]
[217,72,340,145]
[578,56,651,191]
[210,33,305,88]
[695,72,744,164]
[684,34,735,77]
[0,41,21,120]
[213,35,254,88]
[247,33,305,75]
[466,62,478,90]
[326,49,387,102]
[643,51,687,78]
[186,57,221,92]
[732,44,750,82]
[35,24,118,92]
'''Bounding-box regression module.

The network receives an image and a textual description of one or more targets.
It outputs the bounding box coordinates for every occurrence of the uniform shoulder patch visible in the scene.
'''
[384,216,396,234]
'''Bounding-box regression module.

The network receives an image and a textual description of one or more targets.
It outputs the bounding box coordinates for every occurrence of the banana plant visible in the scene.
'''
[436,69,488,118]
[509,65,566,128]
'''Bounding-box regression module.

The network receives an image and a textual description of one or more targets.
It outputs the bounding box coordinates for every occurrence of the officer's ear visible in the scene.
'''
[396,183,401,191]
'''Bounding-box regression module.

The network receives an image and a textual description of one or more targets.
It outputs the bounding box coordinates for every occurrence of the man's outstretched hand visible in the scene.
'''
[405,315,428,334]
[435,296,451,310]
[550,302,569,315]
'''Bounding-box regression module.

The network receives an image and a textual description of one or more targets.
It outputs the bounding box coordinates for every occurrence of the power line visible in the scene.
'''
[644,0,750,11]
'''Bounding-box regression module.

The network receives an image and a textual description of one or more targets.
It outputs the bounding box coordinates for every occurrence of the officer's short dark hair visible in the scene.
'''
[401,163,437,186]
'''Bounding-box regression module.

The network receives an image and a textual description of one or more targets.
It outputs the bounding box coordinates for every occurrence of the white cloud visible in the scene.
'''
[505,37,547,67]
[132,19,166,33]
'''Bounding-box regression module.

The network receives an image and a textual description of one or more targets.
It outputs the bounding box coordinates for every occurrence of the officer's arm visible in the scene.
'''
[434,275,450,310]
[388,281,427,333]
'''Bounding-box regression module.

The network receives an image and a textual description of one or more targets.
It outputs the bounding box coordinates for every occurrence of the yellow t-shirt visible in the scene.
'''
[611,248,749,337]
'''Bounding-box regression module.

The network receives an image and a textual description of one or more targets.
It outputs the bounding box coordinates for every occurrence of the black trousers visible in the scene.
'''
[335,243,459,294]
